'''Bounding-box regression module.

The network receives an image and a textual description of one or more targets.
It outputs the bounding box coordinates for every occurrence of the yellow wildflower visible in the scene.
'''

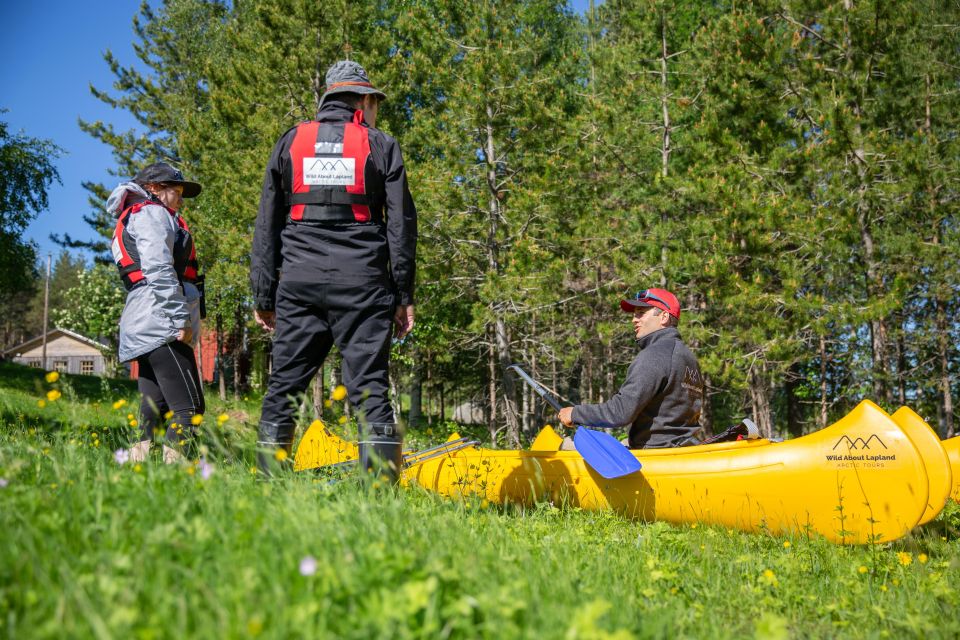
[46,390,61,402]
[191,414,204,426]
[896,551,912,566]
[690,523,698,529]
[323,399,332,408]
[918,553,928,564]
[879,584,888,592]
[45,371,59,383]
[37,399,46,408]
[129,420,138,428]
[274,448,288,462]
[133,464,142,473]
[338,415,348,425]
[217,413,229,425]
[783,541,791,549]
[186,466,196,476]
[761,569,778,587]
[112,399,127,410]
[331,385,347,401]
[250,466,258,475]
[858,566,868,574]
[164,410,174,420]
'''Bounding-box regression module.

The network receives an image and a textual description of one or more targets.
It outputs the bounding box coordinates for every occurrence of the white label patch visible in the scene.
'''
[304,157,355,186]
[314,142,343,154]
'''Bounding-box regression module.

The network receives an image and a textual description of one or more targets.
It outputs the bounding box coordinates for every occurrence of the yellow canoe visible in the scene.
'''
[943,434,960,502]
[295,400,950,544]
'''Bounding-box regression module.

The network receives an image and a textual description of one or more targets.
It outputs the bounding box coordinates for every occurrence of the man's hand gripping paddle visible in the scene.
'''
[506,364,641,479]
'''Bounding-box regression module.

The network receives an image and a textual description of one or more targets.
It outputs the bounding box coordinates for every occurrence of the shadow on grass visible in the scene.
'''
[0,361,136,402]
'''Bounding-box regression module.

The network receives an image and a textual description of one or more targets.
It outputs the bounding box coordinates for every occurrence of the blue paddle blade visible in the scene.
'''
[574,427,642,479]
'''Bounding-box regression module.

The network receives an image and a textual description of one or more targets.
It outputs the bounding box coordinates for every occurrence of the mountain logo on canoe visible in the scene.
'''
[832,434,887,451]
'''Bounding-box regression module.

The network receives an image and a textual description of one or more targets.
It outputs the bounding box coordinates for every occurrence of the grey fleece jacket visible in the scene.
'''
[107,182,202,363]
[572,327,704,448]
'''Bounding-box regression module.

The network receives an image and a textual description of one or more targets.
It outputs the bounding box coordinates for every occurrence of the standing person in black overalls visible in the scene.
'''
[251,61,417,477]
[108,162,206,464]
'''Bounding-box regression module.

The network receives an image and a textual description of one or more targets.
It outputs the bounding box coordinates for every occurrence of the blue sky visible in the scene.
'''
[1,1,142,259]
[2,1,593,262]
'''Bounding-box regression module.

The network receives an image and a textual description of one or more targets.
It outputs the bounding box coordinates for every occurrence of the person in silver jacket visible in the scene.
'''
[107,162,205,464]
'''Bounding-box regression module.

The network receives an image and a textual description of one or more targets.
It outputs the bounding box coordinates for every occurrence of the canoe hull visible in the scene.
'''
[943,435,960,502]
[295,400,942,544]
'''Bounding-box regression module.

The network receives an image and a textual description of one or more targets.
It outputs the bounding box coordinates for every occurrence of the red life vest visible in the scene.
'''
[286,110,382,224]
[112,200,199,291]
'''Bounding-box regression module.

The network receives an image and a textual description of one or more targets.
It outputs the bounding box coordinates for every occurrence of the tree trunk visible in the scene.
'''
[925,74,954,439]
[896,324,907,408]
[496,317,521,448]
[232,304,242,400]
[658,13,672,281]
[409,353,423,428]
[487,337,498,446]
[439,383,445,424]
[216,312,226,402]
[749,364,773,438]
[819,333,828,430]
[842,0,889,404]
[484,102,520,448]
[785,365,801,437]
[312,364,324,420]
[937,299,954,438]
[700,373,713,436]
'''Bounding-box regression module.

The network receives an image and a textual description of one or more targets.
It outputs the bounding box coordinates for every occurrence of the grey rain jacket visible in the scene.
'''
[572,327,704,448]
[107,182,201,363]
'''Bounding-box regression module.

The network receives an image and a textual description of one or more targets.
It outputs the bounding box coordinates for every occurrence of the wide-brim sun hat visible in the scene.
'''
[319,60,387,107]
[133,162,202,198]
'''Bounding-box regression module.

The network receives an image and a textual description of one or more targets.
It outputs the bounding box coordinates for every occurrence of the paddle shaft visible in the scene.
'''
[506,364,564,413]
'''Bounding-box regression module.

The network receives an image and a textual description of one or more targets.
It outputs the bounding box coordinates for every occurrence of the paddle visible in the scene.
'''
[507,364,642,479]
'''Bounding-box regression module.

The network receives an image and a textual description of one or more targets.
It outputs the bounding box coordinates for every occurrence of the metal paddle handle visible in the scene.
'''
[506,364,564,413]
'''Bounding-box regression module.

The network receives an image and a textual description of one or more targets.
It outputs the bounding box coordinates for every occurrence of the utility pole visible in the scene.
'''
[41,253,51,370]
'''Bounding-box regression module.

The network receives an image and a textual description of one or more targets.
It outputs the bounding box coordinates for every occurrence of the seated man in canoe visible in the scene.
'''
[557,288,705,448]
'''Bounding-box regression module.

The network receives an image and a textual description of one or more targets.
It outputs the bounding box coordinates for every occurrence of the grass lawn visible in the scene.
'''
[1,362,958,639]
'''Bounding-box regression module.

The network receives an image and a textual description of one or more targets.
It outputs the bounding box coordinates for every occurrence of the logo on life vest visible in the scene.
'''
[304,157,355,186]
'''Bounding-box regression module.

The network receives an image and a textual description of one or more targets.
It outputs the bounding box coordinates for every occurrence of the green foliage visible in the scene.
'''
[78,0,960,440]
[54,264,126,351]
[0,113,62,298]
[1,376,959,638]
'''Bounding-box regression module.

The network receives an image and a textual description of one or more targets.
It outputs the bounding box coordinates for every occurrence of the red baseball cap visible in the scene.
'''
[620,288,681,319]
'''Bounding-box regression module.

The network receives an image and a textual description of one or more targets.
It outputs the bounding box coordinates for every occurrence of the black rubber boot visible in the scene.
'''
[358,422,403,484]
[257,421,293,478]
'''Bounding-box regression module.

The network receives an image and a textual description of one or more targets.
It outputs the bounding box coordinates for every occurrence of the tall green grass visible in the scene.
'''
[1,364,958,638]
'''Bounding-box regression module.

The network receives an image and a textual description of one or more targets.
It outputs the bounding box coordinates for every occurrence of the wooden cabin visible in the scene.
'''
[2,328,111,376]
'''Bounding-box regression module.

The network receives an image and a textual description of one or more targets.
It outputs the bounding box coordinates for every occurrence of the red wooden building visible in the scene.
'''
[128,329,219,383]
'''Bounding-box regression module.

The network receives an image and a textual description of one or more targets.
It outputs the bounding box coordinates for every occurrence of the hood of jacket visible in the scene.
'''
[107,182,153,219]
[636,327,681,350]
[316,100,366,125]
